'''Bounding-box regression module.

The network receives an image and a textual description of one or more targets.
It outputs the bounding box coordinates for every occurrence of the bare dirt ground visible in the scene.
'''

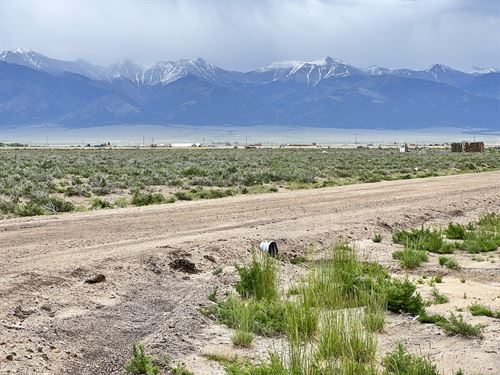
[1,171,499,375]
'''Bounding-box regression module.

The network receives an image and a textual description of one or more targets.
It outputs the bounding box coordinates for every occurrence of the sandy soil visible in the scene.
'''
[0,171,499,374]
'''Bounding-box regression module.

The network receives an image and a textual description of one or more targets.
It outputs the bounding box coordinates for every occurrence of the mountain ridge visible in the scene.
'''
[1,50,499,130]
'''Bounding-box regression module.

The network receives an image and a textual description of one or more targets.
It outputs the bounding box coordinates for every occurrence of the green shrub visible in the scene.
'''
[131,191,167,206]
[393,249,428,269]
[418,311,447,324]
[476,212,500,230]
[214,295,286,336]
[15,202,46,216]
[468,303,497,318]
[438,256,461,270]
[114,196,129,208]
[430,274,443,284]
[438,313,484,337]
[90,197,112,209]
[383,342,439,375]
[40,196,75,213]
[386,278,424,315]
[373,233,383,243]
[223,356,287,375]
[171,364,195,375]
[430,288,449,304]
[444,222,466,240]
[392,227,444,253]
[125,343,160,375]
[459,231,499,253]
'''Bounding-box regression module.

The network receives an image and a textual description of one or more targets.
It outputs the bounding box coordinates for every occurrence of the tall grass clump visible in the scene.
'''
[235,251,278,301]
[315,310,377,365]
[285,286,319,343]
[363,291,388,332]
[308,243,389,310]
[230,300,254,348]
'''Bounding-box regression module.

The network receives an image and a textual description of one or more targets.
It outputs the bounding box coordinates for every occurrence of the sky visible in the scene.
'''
[1,0,499,72]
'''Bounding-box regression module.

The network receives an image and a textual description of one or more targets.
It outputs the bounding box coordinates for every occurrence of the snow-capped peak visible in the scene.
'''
[253,56,358,86]
[263,56,347,70]
[470,66,498,74]
[13,47,34,54]
[426,63,452,73]
[365,65,393,76]
[105,57,222,85]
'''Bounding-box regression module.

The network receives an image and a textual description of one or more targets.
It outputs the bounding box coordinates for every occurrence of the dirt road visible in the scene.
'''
[1,171,499,374]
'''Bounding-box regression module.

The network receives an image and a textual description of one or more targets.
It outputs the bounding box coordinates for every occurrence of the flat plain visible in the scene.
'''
[1,147,499,218]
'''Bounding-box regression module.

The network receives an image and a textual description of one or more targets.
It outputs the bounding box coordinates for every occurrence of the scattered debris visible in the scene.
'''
[84,274,106,284]
[146,257,163,274]
[13,305,34,320]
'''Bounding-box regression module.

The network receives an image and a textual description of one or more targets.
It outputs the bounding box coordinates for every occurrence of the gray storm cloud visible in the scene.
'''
[0,0,499,71]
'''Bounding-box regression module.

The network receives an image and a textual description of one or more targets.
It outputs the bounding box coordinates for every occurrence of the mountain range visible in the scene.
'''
[1,49,499,130]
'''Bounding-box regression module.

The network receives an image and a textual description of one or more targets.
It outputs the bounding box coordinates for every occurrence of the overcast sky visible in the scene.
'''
[1,0,499,71]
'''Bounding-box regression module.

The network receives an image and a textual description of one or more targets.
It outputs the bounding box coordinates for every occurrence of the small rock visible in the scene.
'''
[84,274,106,284]
[146,257,163,274]
[6,354,14,361]
[204,254,217,263]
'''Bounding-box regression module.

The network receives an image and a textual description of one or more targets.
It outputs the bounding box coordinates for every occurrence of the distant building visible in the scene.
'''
[170,143,202,148]
[451,142,484,152]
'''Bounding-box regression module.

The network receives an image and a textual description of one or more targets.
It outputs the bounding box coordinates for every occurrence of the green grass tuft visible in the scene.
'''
[430,287,449,305]
[125,343,160,375]
[393,248,428,269]
[373,233,383,243]
[444,222,466,240]
[438,255,461,270]
[383,342,439,375]
[468,303,498,318]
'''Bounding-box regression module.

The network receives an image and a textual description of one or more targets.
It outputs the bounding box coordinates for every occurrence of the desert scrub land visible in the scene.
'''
[0,147,499,217]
